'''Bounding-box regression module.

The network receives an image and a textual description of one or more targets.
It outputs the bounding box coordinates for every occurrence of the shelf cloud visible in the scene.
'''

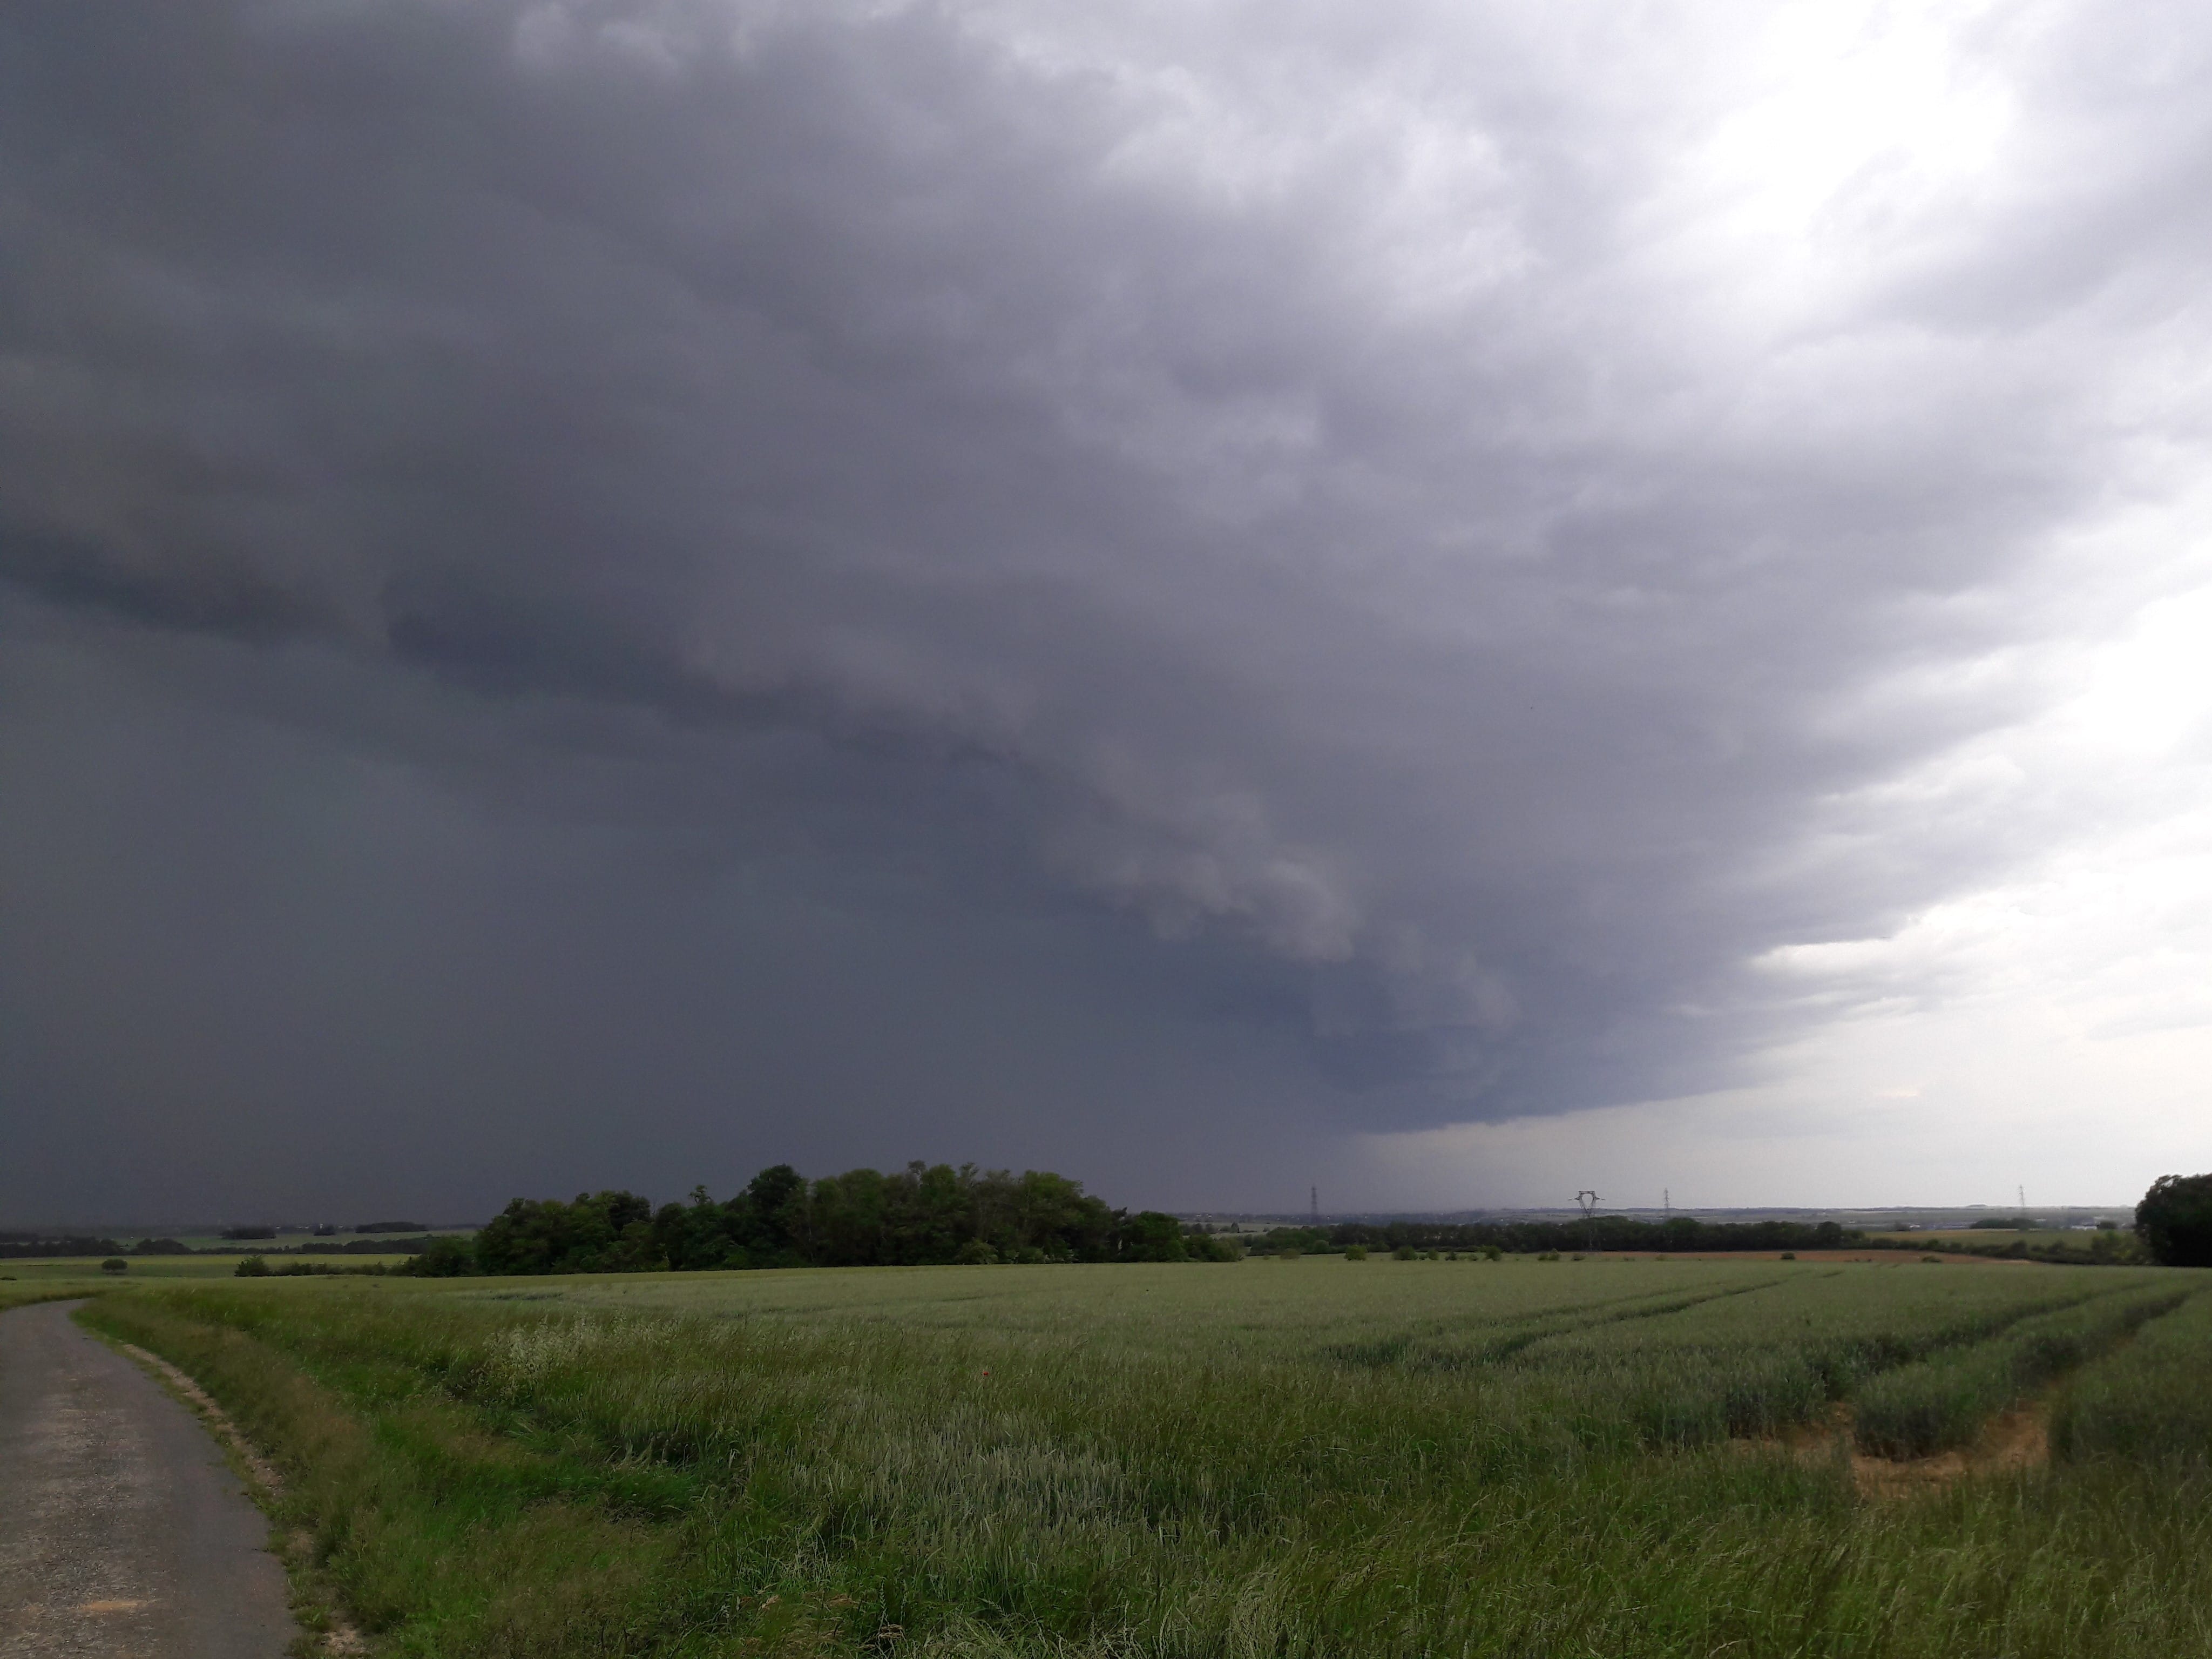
[6,0,2212,1218]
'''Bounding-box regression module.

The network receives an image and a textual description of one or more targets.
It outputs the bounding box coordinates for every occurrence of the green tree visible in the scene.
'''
[731,1164,808,1266]
[1119,1211,1188,1262]
[474,1191,659,1274]
[2135,1173,2212,1267]
[809,1167,894,1265]
[436,1163,1153,1276]
[650,1186,739,1272]
[404,1235,479,1277]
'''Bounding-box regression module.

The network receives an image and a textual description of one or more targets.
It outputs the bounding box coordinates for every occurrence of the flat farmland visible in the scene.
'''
[67,1257,2212,1657]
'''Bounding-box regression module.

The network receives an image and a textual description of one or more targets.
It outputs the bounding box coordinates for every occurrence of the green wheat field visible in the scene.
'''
[11,1256,2212,1657]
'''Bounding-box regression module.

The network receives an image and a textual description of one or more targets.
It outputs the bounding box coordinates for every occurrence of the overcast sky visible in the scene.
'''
[5,0,2211,1223]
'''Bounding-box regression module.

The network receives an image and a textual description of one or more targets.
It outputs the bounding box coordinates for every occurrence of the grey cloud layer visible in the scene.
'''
[5,0,2208,1211]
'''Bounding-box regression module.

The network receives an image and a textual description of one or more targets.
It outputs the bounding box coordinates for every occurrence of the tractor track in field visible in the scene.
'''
[1325,1274,1796,1372]
[1743,1311,2174,1497]
[1746,1395,2052,1498]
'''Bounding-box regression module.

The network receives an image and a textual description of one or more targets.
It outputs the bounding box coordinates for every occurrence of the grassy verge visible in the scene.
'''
[78,1292,739,1657]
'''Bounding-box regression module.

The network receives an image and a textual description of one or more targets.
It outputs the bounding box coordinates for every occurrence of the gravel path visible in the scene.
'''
[0,1301,295,1658]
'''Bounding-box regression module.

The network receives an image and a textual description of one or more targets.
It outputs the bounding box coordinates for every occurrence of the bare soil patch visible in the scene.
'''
[1739,1395,2051,1498]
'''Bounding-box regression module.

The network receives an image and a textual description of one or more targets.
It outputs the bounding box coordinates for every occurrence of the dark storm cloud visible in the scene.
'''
[4,0,2207,1215]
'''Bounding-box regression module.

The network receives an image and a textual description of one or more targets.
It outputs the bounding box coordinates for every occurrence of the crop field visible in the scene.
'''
[49,1257,2212,1657]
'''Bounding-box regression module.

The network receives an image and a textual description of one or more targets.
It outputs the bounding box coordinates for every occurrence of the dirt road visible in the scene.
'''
[0,1301,294,1658]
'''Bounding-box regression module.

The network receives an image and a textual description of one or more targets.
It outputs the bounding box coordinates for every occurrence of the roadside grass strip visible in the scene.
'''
[1852,1286,2190,1458]
[2052,1289,2212,1465]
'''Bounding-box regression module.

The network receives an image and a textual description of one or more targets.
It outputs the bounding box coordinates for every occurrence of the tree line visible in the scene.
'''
[1239,1189,2208,1266]
[409,1163,1240,1276]
[0,1231,129,1259]
[1237,1216,1868,1257]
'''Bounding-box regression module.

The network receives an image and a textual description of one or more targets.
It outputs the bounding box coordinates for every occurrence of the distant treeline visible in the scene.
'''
[0,1232,439,1260]
[1242,1217,1865,1256]
[1236,1216,2160,1264]
[270,1236,439,1256]
[224,1224,430,1239]
[409,1163,1235,1277]
[1916,1231,2145,1265]
[0,1232,128,1259]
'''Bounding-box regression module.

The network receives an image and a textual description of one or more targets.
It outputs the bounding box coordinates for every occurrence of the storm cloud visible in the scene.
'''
[6,0,2212,1219]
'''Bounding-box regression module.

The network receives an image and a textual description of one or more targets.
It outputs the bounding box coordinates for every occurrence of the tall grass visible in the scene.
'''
[2052,1287,2212,1465]
[0,1275,105,1312]
[1507,1265,2121,1447]
[70,1261,2212,1658]
[1852,1285,2188,1457]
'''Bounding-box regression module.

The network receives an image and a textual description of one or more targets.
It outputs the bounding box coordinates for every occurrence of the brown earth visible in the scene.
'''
[1739,1395,2051,1498]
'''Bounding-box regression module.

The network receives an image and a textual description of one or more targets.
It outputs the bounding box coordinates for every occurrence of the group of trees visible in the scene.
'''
[2137,1174,2212,1267]
[412,1163,1239,1277]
